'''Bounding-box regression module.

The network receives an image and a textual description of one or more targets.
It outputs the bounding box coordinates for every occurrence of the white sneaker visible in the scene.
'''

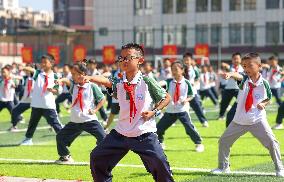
[195,144,205,152]
[211,167,230,174]
[218,116,225,121]
[19,118,25,124]
[55,155,74,164]
[276,169,284,177]
[272,124,283,130]
[8,126,19,132]
[20,138,33,146]
[202,121,209,128]
[161,143,166,150]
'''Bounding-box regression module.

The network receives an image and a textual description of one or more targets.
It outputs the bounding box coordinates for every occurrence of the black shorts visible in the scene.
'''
[111,103,120,115]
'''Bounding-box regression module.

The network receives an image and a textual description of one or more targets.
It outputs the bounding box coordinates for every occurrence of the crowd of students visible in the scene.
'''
[1,43,284,181]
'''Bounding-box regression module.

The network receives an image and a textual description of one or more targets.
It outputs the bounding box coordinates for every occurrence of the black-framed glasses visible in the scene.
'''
[116,55,141,63]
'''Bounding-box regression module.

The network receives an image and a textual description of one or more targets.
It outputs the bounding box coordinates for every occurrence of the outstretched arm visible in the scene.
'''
[56,78,71,87]
[220,72,243,81]
[85,75,112,88]
[23,67,35,73]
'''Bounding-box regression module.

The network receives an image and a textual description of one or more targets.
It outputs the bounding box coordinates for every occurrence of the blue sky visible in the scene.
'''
[19,0,53,12]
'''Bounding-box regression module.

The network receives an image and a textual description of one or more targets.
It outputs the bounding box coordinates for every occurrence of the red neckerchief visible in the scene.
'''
[245,82,255,112]
[270,69,277,81]
[124,82,137,123]
[71,86,84,112]
[27,79,33,96]
[173,82,181,104]
[41,74,49,95]
[3,78,11,96]
[233,65,238,72]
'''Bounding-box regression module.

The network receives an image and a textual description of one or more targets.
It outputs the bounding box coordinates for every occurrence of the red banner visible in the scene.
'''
[21,47,33,63]
[162,45,177,62]
[102,45,116,64]
[194,44,210,65]
[47,46,60,64]
[73,45,87,62]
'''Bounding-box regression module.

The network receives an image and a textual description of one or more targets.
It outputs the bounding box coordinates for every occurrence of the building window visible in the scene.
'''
[176,25,187,46]
[244,23,256,44]
[176,0,187,13]
[134,26,153,47]
[211,24,222,45]
[244,0,256,10]
[211,0,222,11]
[196,0,208,12]
[266,0,279,9]
[196,24,208,43]
[163,25,175,44]
[163,0,174,14]
[230,0,241,11]
[229,23,242,44]
[134,0,153,15]
[266,22,280,44]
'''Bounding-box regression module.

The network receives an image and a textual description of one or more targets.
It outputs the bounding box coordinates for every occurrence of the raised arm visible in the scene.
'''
[23,67,35,73]
[220,72,243,81]
[56,78,72,87]
[86,75,113,88]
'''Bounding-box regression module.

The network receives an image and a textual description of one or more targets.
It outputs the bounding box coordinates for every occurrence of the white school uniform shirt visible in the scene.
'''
[225,65,244,90]
[187,66,198,95]
[0,78,16,102]
[267,66,282,89]
[30,70,58,109]
[112,71,166,137]
[20,76,34,104]
[70,82,105,123]
[209,72,217,87]
[165,77,193,113]
[159,67,172,81]
[233,75,271,125]
[62,73,72,93]
[199,72,211,91]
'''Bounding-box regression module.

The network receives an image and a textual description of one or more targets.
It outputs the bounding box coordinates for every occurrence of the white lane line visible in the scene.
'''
[0,158,276,176]
[0,126,51,134]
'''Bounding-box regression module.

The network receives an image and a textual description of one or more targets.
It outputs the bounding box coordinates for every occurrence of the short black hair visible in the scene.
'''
[242,52,261,64]
[232,52,241,58]
[73,61,88,75]
[88,58,97,65]
[121,43,144,56]
[183,52,193,59]
[41,54,55,65]
[268,55,278,61]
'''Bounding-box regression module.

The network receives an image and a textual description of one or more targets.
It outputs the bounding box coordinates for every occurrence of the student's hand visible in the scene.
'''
[83,76,91,83]
[89,109,98,115]
[257,103,266,110]
[220,73,230,80]
[47,88,58,94]
[55,79,63,86]
[141,111,155,121]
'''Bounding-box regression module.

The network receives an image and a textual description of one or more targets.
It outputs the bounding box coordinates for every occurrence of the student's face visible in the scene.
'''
[63,66,70,73]
[269,59,278,67]
[144,63,152,72]
[242,59,261,77]
[72,68,85,84]
[232,55,241,65]
[183,57,192,66]
[41,58,53,71]
[118,48,143,73]
[87,63,97,70]
[1,69,9,78]
[171,64,184,78]
[201,66,207,72]
[164,60,171,68]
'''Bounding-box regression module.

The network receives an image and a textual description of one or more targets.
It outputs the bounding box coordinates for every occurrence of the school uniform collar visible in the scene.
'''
[123,71,143,84]
[76,82,89,88]
[41,70,54,77]
[173,77,185,84]
[247,74,264,87]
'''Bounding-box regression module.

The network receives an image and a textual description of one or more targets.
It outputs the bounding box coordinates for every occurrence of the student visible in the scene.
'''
[156,61,204,152]
[9,66,34,131]
[273,102,284,130]
[55,62,106,163]
[211,53,284,177]
[143,62,157,80]
[159,58,172,81]
[267,56,282,106]
[0,66,16,120]
[20,54,63,145]
[88,43,174,182]
[199,65,218,106]
[55,64,72,115]
[183,52,209,127]
[218,52,243,120]
[208,65,219,100]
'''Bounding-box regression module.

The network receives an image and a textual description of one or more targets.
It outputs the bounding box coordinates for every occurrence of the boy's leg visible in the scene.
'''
[156,113,177,143]
[276,102,284,124]
[200,90,205,100]
[0,101,5,112]
[83,120,106,144]
[206,89,218,105]
[131,133,174,182]
[11,103,30,127]
[189,96,207,124]
[271,88,282,106]
[219,89,234,118]
[42,109,62,133]
[249,121,284,171]
[6,101,14,114]
[225,102,237,127]
[25,107,43,138]
[90,130,129,182]
[55,93,67,114]
[218,122,248,169]
[211,86,219,100]
[178,112,202,144]
[56,122,82,156]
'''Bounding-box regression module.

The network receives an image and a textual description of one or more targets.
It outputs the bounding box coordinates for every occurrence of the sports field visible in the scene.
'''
[0,99,284,182]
